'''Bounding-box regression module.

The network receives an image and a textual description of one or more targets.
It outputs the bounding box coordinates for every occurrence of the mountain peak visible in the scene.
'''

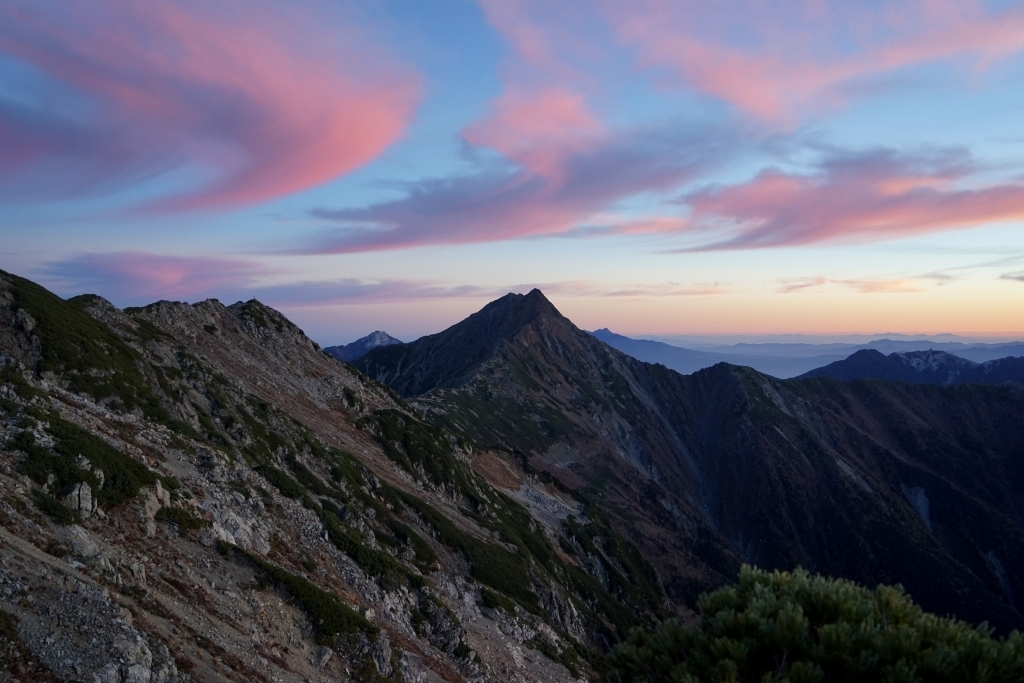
[355,289,572,396]
[324,330,402,362]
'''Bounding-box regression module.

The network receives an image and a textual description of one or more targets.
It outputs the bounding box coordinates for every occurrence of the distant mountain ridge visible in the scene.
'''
[360,290,1024,633]
[800,349,1024,385]
[590,328,852,377]
[323,330,401,362]
[590,328,1024,378]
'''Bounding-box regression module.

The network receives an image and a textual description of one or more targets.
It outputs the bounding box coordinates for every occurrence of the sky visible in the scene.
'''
[2,0,1024,345]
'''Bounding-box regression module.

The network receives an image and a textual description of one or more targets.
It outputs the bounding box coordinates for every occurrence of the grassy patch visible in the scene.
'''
[240,549,375,646]
[0,365,45,400]
[31,489,77,525]
[5,272,168,419]
[358,409,477,493]
[397,490,540,612]
[564,513,664,615]
[287,458,333,496]
[46,416,156,507]
[155,507,210,535]
[383,515,438,571]
[10,414,157,508]
[310,501,407,583]
[254,464,304,499]
[11,430,87,494]
[480,587,517,613]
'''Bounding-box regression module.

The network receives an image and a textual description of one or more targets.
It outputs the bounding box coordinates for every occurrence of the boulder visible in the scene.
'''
[65,482,97,518]
[65,525,100,559]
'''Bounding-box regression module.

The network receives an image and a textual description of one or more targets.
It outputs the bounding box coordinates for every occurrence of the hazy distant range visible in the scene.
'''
[590,329,1024,379]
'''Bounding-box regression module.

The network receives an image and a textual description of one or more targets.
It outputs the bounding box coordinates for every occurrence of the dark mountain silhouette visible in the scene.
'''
[323,330,401,362]
[359,290,1024,632]
[801,348,1024,385]
[356,289,564,395]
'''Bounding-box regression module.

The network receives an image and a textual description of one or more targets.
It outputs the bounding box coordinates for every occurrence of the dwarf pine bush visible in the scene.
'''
[608,566,1024,683]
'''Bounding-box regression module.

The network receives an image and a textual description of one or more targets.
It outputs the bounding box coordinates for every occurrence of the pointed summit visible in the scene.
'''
[355,289,571,396]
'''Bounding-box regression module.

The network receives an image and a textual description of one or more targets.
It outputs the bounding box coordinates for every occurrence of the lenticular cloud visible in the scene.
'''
[0,0,419,210]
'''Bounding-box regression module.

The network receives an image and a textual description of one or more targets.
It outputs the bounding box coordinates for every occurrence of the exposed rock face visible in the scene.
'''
[0,270,608,682]
[66,481,96,517]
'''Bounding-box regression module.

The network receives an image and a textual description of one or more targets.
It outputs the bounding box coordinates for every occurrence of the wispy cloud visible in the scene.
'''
[778,277,828,293]
[677,146,1024,250]
[779,275,930,294]
[42,252,273,303]
[0,0,419,210]
[300,0,1024,255]
[1000,271,1024,283]
[838,279,925,294]
[306,121,741,252]
[43,251,725,307]
[605,0,1024,122]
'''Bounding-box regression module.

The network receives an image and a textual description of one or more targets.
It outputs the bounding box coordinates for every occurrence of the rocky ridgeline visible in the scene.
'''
[0,271,658,683]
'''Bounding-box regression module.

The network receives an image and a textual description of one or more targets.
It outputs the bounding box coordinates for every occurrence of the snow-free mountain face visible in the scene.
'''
[360,290,1024,633]
[324,330,402,362]
[0,271,623,682]
[800,348,1024,386]
[5,270,1024,683]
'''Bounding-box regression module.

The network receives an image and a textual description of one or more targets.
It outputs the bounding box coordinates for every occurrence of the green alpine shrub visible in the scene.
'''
[609,566,1024,683]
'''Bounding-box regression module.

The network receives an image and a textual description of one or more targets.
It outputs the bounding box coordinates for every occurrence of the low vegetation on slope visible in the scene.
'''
[609,566,1024,683]
[1,270,682,680]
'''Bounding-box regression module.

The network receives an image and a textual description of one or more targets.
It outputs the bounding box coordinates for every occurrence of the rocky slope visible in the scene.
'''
[0,271,668,683]
[800,348,1024,385]
[358,290,1024,634]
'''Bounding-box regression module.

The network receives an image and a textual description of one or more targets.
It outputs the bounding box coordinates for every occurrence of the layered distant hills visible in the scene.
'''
[591,327,1024,378]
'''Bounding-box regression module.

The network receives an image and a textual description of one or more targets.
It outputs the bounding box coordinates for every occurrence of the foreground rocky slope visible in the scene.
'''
[358,290,1024,633]
[0,271,667,683]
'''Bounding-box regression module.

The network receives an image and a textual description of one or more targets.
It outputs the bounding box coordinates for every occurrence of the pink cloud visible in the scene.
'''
[682,148,1024,249]
[304,2,1024,254]
[779,277,926,294]
[43,252,723,309]
[308,122,733,252]
[477,0,556,70]
[605,0,1024,121]
[463,87,604,180]
[0,0,419,209]
[44,252,272,302]
[470,0,614,185]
